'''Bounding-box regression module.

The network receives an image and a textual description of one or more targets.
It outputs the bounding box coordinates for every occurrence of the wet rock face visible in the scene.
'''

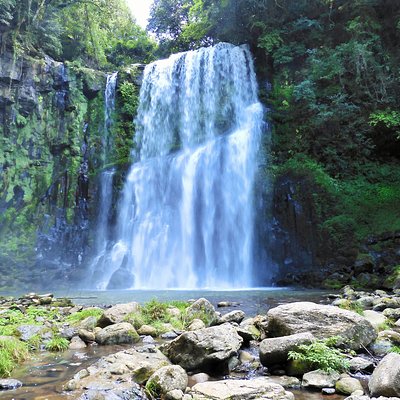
[269,173,359,286]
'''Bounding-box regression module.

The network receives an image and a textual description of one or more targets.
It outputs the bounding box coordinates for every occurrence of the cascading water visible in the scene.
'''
[103,43,265,289]
[88,73,117,283]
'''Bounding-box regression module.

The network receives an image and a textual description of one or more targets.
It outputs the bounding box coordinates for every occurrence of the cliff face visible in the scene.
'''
[0,51,109,289]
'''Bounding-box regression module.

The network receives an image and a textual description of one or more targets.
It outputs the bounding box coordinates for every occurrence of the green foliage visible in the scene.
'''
[66,308,103,324]
[145,377,161,399]
[370,110,400,139]
[45,337,69,352]
[119,82,139,117]
[390,345,400,354]
[0,337,29,377]
[288,338,350,373]
[2,0,156,69]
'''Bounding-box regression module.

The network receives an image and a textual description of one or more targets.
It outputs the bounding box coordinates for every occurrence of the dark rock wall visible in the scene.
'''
[0,51,108,289]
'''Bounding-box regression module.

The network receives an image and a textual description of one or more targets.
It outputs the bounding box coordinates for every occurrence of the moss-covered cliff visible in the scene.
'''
[0,51,141,290]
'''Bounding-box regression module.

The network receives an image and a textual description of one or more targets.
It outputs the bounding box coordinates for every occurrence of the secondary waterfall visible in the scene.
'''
[103,43,264,289]
[88,73,117,281]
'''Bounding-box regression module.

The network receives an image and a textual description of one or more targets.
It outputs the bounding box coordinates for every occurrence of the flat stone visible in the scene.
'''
[189,378,295,399]
[302,370,340,389]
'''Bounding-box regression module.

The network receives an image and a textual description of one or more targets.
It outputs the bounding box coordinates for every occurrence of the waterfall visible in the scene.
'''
[104,43,264,289]
[88,73,117,284]
[103,72,118,159]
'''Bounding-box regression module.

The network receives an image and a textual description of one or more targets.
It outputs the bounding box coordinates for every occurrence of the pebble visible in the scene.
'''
[322,388,336,395]
[0,379,23,390]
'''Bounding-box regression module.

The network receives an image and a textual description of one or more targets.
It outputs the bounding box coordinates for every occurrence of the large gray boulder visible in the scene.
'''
[97,302,140,327]
[95,322,139,345]
[161,323,243,373]
[266,302,377,350]
[259,332,315,367]
[369,353,400,397]
[188,378,294,399]
[145,365,188,397]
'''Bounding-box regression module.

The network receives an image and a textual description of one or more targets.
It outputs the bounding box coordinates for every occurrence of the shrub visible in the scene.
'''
[288,338,350,373]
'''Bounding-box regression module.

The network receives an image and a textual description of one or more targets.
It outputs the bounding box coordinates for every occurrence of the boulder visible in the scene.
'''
[145,365,188,396]
[59,326,77,340]
[78,316,98,331]
[78,329,95,343]
[369,339,393,356]
[356,296,375,309]
[161,323,243,374]
[266,302,377,350]
[69,336,87,349]
[349,356,374,373]
[335,377,364,395]
[186,298,219,326]
[383,308,400,320]
[16,324,44,341]
[97,302,140,327]
[188,319,206,331]
[189,378,294,400]
[166,389,184,400]
[378,330,400,345]
[238,318,261,341]
[302,370,340,389]
[369,353,400,397]
[218,310,245,325]
[259,332,314,367]
[363,310,387,331]
[138,324,158,337]
[95,323,139,345]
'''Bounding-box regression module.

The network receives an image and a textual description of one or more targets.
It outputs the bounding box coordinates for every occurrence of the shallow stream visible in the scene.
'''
[0,288,345,400]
